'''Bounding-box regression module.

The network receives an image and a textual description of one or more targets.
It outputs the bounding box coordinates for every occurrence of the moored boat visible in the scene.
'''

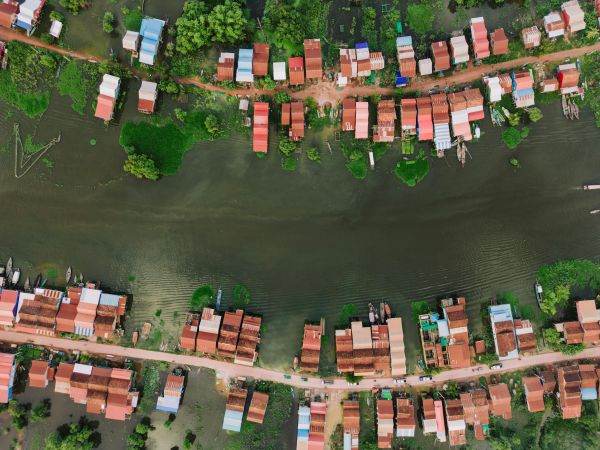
[65,266,72,284]
[534,281,543,308]
[23,277,30,292]
[583,184,600,190]
[11,268,20,285]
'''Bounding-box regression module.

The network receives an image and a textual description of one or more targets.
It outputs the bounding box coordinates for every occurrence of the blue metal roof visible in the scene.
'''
[514,88,534,98]
[140,17,165,41]
[99,293,120,307]
[356,42,369,49]
[396,36,413,47]
[297,429,309,438]
[16,20,32,31]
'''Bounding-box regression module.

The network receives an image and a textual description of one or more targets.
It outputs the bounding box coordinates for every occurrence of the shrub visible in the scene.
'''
[123,153,160,181]
[190,285,214,311]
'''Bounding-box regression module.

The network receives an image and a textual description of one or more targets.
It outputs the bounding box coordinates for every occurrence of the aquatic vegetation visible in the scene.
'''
[123,153,160,181]
[89,139,97,146]
[341,139,370,180]
[502,127,529,150]
[306,147,320,163]
[337,303,358,327]
[394,151,430,187]
[281,155,297,171]
[58,60,100,115]
[0,71,50,118]
[190,284,214,311]
[537,259,600,316]
[232,284,251,308]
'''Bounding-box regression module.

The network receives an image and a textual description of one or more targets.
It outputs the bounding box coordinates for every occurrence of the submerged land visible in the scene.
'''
[1,0,600,449]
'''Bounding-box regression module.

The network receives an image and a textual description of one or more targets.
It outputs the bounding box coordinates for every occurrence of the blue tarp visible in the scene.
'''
[396,72,408,87]
[582,387,598,400]
[356,42,369,49]
[514,87,534,98]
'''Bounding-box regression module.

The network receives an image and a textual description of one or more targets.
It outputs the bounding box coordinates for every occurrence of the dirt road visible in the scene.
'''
[2,26,599,105]
[2,329,600,391]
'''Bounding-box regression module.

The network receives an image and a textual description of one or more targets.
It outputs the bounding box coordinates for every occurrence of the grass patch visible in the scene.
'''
[394,151,430,187]
[123,7,143,30]
[0,71,49,118]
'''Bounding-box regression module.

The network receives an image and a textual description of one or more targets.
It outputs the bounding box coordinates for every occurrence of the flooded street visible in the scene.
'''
[1,89,600,371]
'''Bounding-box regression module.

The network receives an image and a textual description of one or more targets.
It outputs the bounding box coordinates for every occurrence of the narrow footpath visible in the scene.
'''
[2,329,600,391]
[1,26,600,105]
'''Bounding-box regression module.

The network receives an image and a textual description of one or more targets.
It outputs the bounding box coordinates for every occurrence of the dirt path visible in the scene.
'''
[2,329,600,392]
[2,26,599,105]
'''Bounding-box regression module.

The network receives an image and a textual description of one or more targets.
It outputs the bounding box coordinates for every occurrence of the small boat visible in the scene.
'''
[11,268,20,285]
[216,289,223,311]
[0,277,5,288]
[23,277,30,292]
[591,210,600,214]
[131,331,139,346]
[78,273,84,285]
[534,281,543,308]
[368,303,377,324]
[40,278,47,288]
[293,356,299,370]
[65,266,72,285]
[0,266,4,276]
[583,184,600,190]
[6,257,12,274]
[33,274,42,288]
[141,322,152,339]
[384,303,392,318]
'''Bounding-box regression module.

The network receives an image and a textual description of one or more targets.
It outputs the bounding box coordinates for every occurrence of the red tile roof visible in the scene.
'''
[247,391,269,424]
[431,41,450,72]
[289,57,305,85]
[490,28,509,55]
[253,43,270,77]
[253,102,269,153]
[95,94,115,121]
[304,39,322,80]
[342,98,356,131]
[488,383,512,419]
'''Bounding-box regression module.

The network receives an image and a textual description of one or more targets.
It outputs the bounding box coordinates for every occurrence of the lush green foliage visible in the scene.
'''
[7,400,28,429]
[527,107,543,123]
[30,399,51,422]
[57,60,100,114]
[281,155,297,171]
[543,328,584,354]
[278,138,297,157]
[138,363,160,413]
[540,402,600,449]
[411,300,431,323]
[59,0,89,14]
[537,259,600,316]
[406,1,437,37]
[497,291,535,320]
[175,0,247,54]
[123,153,160,181]
[122,6,143,30]
[102,12,115,33]
[49,11,65,23]
[232,284,251,308]
[501,127,529,150]
[581,52,600,127]
[273,91,291,104]
[45,419,97,450]
[190,284,214,311]
[340,140,370,180]
[394,151,430,187]
[127,419,152,450]
[361,7,377,48]
[337,303,358,327]
[306,147,320,162]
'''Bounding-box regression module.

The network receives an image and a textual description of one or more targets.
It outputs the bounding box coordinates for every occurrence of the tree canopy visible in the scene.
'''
[123,153,160,181]
[406,1,437,37]
[262,0,304,53]
[175,0,247,54]
[45,420,97,450]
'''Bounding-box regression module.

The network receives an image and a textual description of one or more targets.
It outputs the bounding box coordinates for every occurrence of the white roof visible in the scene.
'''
[123,31,140,51]
[447,419,466,431]
[451,109,469,123]
[273,61,286,80]
[139,50,156,65]
[139,80,157,100]
[80,287,102,305]
[436,319,450,337]
[50,20,63,38]
[490,304,513,323]
[219,52,235,62]
[418,58,432,76]
[73,363,93,375]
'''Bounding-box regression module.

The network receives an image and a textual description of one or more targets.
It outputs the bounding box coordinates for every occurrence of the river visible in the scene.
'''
[1,87,599,372]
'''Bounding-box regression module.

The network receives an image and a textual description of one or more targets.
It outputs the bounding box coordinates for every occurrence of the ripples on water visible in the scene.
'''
[0,93,599,368]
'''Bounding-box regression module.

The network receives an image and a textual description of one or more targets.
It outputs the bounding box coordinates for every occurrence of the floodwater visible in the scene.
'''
[1,86,600,372]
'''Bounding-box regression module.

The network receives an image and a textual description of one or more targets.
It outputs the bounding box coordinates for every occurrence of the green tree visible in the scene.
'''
[102,12,115,34]
[274,91,291,104]
[406,1,436,37]
[158,79,180,95]
[411,300,431,323]
[204,114,220,135]
[59,0,88,14]
[207,0,248,45]
[278,138,297,156]
[263,0,304,53]
[232,284,251,308]
[190,285,214,311]
[540,284,570,316]
[527,107,543,122]
[7,400,28,430]
[337,303,358,327]
[49,11,65,23]
[30,399,51,422]
[507,112,521,126]
[175,1,211,54]
[306,147,320,162]
[123,153,160,181]
[501,127,523,150]
[45,420,96,450]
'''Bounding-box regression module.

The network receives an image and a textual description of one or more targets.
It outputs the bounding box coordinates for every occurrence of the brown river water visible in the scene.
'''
[1,88,600,371]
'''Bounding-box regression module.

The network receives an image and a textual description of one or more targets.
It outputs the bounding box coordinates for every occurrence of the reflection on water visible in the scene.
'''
[1,90,600,371]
